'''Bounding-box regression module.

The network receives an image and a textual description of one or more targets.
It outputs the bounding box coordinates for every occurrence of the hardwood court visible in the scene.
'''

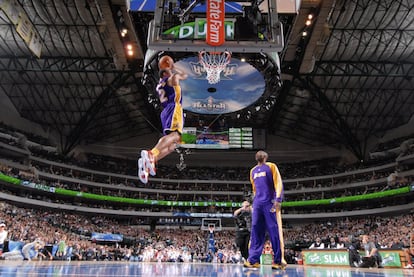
[0,261,413,277]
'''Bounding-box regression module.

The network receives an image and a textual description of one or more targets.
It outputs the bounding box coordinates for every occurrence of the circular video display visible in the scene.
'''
[175,56,265,115]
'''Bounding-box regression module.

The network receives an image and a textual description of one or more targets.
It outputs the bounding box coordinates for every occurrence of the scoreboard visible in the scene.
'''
[181,127,262,149]
[229,127,253,149]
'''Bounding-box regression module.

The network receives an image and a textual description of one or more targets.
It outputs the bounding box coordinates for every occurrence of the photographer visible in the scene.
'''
[234,200,252,260]
[403,233,414,269]
[345,234,382,268]
[344,235,361,267]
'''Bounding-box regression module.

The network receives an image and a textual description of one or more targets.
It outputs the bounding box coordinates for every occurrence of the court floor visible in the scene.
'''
[0,261,413,277]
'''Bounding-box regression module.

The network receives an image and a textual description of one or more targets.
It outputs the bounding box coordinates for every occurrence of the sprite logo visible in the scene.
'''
[308,253,321,263]
[379,252,401,267]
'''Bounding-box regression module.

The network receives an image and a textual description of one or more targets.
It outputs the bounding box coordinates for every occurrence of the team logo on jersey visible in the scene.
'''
[253,171,266,179]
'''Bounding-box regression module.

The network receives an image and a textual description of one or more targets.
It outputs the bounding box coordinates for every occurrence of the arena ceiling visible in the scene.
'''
[0,0,413,161]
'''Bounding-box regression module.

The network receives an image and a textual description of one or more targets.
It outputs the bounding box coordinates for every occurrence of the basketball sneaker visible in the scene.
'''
[141,150,156,176]
[243,260,260,268]
[138,158,148,184]
[272,263,287,270]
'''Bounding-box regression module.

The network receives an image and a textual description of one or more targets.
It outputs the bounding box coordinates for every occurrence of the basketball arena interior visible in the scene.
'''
[0,0,413,276]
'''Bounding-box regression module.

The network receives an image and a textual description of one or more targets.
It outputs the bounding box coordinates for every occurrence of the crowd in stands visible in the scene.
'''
[285,214,413,249]
[370,134,414,160]
[0,123,52,148]
[1,158,412,216]
[0,202,412,266]
[29,156,406,193]
[0,123,413,268]
[0,202,240,263]
[1,131,413,214]
[1,121,413,213]
[3,121,411,183]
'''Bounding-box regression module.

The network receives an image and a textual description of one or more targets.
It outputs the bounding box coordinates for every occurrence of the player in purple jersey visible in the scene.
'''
[244,150,286,270]
[138,63,188,184]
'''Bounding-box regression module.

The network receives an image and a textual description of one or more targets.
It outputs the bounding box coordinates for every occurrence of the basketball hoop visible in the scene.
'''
[199,51,231,84]
[201,218,222,231]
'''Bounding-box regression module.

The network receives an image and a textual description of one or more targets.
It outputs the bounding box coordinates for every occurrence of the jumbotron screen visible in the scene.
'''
[181,127,253,149]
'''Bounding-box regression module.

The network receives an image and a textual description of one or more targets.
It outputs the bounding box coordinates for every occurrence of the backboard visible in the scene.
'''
[140,0,284,52]
[201,218,222,231]
[139,0,284,69]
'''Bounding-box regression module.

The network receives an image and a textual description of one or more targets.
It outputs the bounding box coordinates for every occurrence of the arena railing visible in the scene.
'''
[1,171,412,216]
[1,143,412,207]
[28,154,404,193]
[31,161,413,198]
[0,186,412,220]
[1,149,412,205]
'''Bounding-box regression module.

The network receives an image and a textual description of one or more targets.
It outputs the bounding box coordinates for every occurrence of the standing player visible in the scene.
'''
[139,58,188,184]
[244,150,286,270]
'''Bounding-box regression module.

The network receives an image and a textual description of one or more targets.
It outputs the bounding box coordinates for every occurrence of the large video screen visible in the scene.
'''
[229,127,253,149]
[181,127,253,149]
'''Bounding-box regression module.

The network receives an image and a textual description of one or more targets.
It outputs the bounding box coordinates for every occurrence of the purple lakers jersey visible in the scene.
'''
[156,76,182,107]
[250,162,284,203]
[156,76,184,135]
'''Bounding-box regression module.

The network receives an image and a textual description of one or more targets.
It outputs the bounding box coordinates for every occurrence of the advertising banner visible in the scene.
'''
[380,251,401,267]
[303,250,402,267]
[206,0,225,46]
[91,232,123,242]
[303,250,349,266]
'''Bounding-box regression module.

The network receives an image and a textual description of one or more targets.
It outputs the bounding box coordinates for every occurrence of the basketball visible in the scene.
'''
[159,55,174,69]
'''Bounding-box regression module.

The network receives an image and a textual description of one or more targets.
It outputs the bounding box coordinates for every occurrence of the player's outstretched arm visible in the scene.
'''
[171,64,188,84]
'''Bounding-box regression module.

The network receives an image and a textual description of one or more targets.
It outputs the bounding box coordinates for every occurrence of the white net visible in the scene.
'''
[199,51,231,84]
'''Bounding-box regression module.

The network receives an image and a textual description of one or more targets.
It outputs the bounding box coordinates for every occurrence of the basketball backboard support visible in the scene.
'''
[146,0,284,53]
[143,0,285,80]
[138,0,285,117]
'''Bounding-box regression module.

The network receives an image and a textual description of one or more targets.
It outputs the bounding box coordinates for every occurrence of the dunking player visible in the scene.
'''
[139,61,188,184]
[206,225,217,262]
[244,150,286,270]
